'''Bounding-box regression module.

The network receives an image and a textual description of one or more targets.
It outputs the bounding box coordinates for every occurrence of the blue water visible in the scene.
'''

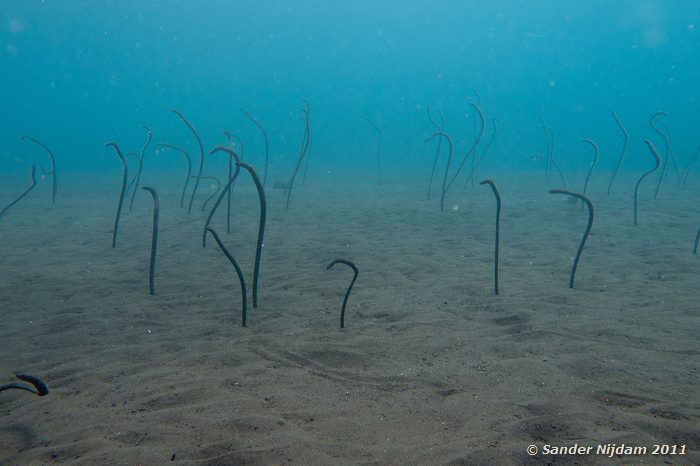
[1,0,699,181]
[3,3,700,463]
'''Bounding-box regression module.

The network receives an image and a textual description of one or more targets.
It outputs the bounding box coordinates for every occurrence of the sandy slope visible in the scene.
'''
[1,171,698,465]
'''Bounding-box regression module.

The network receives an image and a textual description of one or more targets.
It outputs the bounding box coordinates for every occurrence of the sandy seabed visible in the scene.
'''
[1,170,698,465]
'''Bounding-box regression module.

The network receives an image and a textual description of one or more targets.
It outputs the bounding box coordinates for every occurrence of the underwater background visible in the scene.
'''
[1,1,699,465]
[2,0,699,178]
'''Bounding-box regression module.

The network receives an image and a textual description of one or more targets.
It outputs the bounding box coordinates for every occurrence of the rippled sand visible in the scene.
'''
[1,170,698,465]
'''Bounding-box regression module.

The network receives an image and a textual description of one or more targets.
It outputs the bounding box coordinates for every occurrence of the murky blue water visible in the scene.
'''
[2,0,698,184]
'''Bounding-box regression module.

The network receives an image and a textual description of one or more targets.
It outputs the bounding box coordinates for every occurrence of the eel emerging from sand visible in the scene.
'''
[0,373,49,396]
